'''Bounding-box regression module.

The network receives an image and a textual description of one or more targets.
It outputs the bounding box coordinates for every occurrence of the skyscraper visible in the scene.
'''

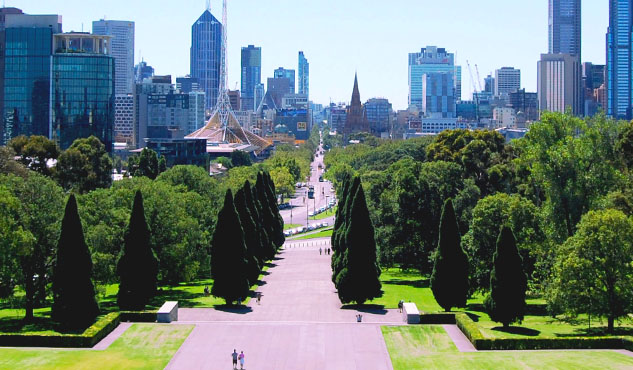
[549,0,581,56]
[191,6,222,109]
[92,20,135,94]
[0,7,23,137]
[298,51,309,97]
[607,0,633,119]
[494,67,521,96]
[422,72,456,118]
[274,68,295,94]
[135,60,154,83]
[537,53,582,115]
[241,45,261,111]
[408,46,462,109]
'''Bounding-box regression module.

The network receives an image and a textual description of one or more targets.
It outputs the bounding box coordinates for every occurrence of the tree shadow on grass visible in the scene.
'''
[382,279,429,288]
[491,326,541,336]
[213,305,253,314]
[341,304,389,315]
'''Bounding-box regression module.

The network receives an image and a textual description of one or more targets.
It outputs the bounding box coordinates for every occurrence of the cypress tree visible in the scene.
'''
[245,180,271,263]
[256,172,283,250]
[430,199,469,312]
[264,172,285,247]
[253,178,276,260]
[234,186,262,284]
[485,226,528,327]
[331,176,352,285]
[117,190,158,311]
[210,190,250,305]
[332,177,360,286]
[334,182,382,304]
[51,194,100,330]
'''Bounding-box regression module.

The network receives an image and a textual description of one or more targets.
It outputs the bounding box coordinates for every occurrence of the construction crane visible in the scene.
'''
[466,60,479,94]
[474,64,484,93]
[466,60,481,123]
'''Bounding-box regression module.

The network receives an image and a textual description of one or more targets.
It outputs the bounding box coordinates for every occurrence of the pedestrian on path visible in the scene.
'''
[232,349,238,369]
[319,247,322,255]
[239,351,245,369]
[256,292,262,305]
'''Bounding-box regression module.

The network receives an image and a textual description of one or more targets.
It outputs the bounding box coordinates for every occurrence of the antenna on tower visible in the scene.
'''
[205,0,211,11]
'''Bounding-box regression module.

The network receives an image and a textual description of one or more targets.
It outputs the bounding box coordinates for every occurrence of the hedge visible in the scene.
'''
[419,312,457,325]
[120,311,157,323]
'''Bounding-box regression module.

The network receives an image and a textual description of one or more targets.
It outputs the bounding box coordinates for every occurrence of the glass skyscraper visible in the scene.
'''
[92,20,135,95]
[298,51,309,97]
[274,67,295,94]
[549,0,581,56]
[607,0,633,119]
[241,45,261,111]
[408,46,461,110]
[190,9,222,110]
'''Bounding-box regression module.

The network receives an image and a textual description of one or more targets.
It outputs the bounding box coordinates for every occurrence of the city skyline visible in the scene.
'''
[15,0,607,109]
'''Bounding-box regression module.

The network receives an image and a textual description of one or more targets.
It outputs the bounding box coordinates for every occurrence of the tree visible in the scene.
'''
[56,136,112,193]
[9,135,60,176]
[158,156,167,174]
[331,176,356,286]
[334,179,382,304]
[134,148,160,180]
[547,209,633,333]
[430,199,469,312]
[264,171,285,247]
[117,190,158,311]
[234,186,262,284]
[0,146,28,177]
[484,226,527,327]
[231,150,252,168]
[210,190,250,305]
[269,167,295,199]
[51,194,100,330]
[244,180,271,264]
[256,172,284,249]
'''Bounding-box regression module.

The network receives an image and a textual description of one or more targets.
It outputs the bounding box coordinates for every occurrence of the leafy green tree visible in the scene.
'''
[547,209,633,333]
[134,148,160,180]
[0,146,28,177]
[230,150,252,168]
[485,226,527,327]
[9,135,60,176]
[51,194,100,330]
[334,179,382,304]
[156,165,222,206]
[210,190,250,305]
[234,186,262,284]
[117,190,158,310]
[158,156,167,174]
[430,199,469,312]
[270,166,295,198]
[56,136,112,193]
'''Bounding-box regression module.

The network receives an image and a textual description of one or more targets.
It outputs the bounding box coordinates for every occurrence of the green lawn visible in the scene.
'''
[291,228,333,240]
[284,223,302,231]
[368,269,442,312]
[309,206,336,220]
[0,323,193,370]
[382,325,633,370]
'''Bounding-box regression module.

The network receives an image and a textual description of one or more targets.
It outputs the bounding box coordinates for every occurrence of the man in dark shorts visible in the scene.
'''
[232,349,238,369]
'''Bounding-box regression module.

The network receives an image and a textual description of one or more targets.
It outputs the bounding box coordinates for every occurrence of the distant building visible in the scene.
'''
[422,72,456,118]
[549,0,581,56]
[266,77,293,109]
[607,0,632,118]
[365,98,392,137]
[298,51,309,97]
[493,107,517,128]
[0,7,23,129]
[114,95,135,144]
[582,63,605,116]
[343,74,369,138]
[228,90,241,111]
[190,8,222,109]
[143,138,208,168]
[241,45,261,111]
[176,76,200,93]
[92,19,135,94]
[281,94,308,110]
[135,60,154,83]
[484,74,495,94]
[409,46,462,109]
[328,104,347,133]
[538,53,582,115]
[276,109,310,141]
[509,89,539,122]
[494,67,521,96]
[273,67,295,94]
[254,83,265,110]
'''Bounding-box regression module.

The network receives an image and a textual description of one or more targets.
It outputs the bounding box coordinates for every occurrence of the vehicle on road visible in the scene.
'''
[319,176,323,182]
[308,185,315,199]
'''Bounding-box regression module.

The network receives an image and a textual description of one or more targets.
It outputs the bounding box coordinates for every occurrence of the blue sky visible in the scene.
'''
[22,0,607,110]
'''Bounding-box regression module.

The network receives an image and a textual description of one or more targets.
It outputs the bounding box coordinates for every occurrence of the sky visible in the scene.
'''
[18,0,608,110]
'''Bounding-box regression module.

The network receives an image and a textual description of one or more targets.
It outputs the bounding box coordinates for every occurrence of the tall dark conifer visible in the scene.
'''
[243,181,270,264]
[430,199,469,312]
[210,190,250,305]
[252,178,275,261]
[51,194,100,330]
[334,182,382,304]
[234,186,262,284]
[256,172,283,250]
[485,226,528,327]
[264,172,285,247]
[332,177,360,287]
[117,190,158,311]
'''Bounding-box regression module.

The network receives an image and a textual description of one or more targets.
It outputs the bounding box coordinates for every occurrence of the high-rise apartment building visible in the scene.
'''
[607,0,633,119]
[190,7,222,109]
[92,20,135,95]
[494,67,521,96]
[549,0,581,56]
[114,95,134,145]
[538,53,582,115]
[274,68,295,94]
[240,45,261,111]
[298,51,309,97]
[408,46,462,109]
[2,13,62,144]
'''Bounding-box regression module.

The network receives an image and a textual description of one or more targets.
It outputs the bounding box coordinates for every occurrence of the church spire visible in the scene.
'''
[351,72,361,106]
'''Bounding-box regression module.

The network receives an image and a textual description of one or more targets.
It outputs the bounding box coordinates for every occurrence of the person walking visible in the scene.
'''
[231,349,238,369]
[319,247,322,255]
[239,351,245,369]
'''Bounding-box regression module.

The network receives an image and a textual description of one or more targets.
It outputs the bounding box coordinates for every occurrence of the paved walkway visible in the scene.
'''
[165,242,399,370]
[442,324,477,352]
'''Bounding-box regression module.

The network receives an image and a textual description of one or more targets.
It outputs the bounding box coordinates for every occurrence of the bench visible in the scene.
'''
[157,301,179,323]
[402,302,420,324]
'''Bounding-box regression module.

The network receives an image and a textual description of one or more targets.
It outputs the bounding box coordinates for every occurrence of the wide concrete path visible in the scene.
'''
[166,241,399,370]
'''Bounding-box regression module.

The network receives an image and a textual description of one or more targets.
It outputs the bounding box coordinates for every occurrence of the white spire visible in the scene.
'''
[205,0,211,11]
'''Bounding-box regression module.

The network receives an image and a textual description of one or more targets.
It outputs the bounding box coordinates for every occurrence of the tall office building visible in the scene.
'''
[190,6,222,109]
[92,20,134,94]
[422,72,456,118]
[538,53,582,115]
[365,98,392,137]
[494,67,521,96]
[135,60,154,83]
[241,45,261,111]
[408,46,462,109]
[607,0,633,119]
[298,51,309,97]
[51,33,115,151]
[254,83,265,110]
[0,7,23,136]
[549,0,581,56]
[274,67,295,94]
[3,13,62,144]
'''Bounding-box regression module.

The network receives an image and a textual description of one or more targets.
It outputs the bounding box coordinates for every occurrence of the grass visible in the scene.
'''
[368,269,442,312]
[284,223,302,231]
[382,325,633,370]
[0,323,193,370]
[291,228,333,240]
[309,206,337,220]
